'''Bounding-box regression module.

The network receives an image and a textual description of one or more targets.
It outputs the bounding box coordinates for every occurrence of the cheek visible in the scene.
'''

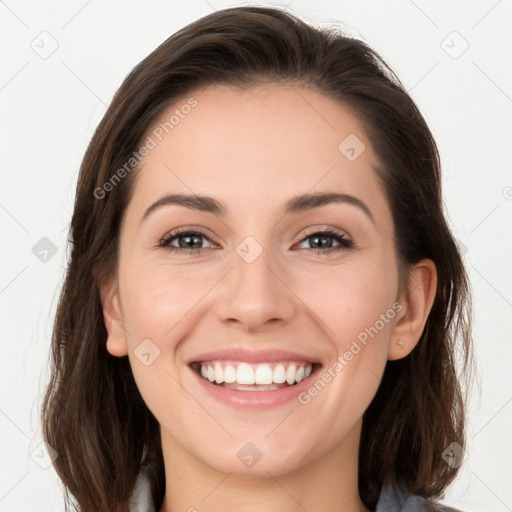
[294,265,396,430]
[292,256,397,411]
[120,259,215,341]
[119,265,201,420]
[294,257,398,344]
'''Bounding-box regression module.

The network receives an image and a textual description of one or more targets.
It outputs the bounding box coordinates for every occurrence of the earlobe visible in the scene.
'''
[388,259,437,361]
[99,275,128,357]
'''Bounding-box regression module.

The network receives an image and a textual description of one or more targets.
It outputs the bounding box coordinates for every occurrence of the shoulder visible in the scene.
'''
[376,483,465,512]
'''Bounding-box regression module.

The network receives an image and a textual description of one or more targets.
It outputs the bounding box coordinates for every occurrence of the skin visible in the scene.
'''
[100,83,437,512]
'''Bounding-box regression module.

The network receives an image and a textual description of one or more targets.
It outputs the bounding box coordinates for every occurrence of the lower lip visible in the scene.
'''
[189,365,321,409]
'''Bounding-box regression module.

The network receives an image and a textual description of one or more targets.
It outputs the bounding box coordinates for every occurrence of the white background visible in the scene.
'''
[1,0,511,510]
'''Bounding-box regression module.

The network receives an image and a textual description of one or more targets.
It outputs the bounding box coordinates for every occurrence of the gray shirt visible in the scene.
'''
[129,464,463,512]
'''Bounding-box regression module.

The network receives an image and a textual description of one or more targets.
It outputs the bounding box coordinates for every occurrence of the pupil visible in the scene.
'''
[311,235,332,249]
[180,235,201,249]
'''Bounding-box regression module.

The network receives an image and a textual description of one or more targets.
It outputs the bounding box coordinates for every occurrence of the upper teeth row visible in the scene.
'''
[199,362,313,385]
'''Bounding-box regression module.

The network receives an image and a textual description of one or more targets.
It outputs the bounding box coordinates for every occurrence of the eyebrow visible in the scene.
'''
[141,192,375,225]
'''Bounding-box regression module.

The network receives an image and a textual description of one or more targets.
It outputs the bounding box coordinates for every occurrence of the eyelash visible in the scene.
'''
[156,227,353,255]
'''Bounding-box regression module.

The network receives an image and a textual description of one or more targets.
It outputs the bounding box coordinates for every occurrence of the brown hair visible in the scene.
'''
[41,6,473,511]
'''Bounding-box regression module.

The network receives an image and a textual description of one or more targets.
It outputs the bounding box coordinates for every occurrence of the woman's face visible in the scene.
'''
[104,83,407,476]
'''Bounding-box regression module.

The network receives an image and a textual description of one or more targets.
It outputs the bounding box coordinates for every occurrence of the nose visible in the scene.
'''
[216,238,297,333]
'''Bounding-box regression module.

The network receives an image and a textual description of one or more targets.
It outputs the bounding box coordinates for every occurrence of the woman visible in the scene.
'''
[41,6,473,511]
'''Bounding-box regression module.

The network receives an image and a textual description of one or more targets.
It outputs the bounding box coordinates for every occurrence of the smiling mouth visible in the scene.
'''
[190,360,322,391]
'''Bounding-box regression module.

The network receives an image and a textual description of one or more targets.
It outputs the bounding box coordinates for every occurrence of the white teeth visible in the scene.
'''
[197,361,314,386]
[214,363,224,384]
[273,364,286,383]
[286,364,297,385]
[236,363,254,385]
[255,365,273,385]
[224,365,236,383]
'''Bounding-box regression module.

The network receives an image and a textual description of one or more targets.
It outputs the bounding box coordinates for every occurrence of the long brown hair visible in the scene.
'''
[41,6,473,511]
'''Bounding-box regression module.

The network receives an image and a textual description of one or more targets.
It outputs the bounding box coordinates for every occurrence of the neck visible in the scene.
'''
[158,419,370,512]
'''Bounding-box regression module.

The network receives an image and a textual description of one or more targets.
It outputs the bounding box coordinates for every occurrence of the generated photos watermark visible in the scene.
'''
[297,301,403,405]
[94,97,198,200]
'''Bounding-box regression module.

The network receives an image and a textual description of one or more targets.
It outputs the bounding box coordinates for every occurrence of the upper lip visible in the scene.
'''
[188,348,322,365]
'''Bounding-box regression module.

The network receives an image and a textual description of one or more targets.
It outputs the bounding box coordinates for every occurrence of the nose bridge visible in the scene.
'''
[217,233,296,330]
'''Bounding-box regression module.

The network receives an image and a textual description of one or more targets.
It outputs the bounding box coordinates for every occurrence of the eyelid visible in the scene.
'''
[295,225,351,243]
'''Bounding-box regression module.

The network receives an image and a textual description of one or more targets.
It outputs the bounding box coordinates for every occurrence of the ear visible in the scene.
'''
[99,275,128,357]
[388,258,437,361]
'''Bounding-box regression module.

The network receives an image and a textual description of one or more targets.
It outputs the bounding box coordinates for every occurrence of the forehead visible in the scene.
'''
[126,83,390,227]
